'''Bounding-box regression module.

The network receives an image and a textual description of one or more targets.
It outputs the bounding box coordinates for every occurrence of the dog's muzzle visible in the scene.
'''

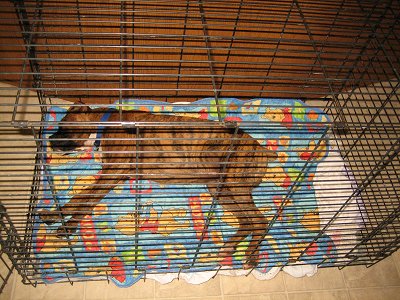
[49,131,80,153]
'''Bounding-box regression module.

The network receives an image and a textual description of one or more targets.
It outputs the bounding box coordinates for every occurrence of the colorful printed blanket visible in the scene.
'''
[34,98,337,287]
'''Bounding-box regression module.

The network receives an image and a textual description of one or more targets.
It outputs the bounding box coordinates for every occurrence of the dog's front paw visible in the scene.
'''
[38,209,60,225]
[242,256,259,270]
[218,246,235,261]
[56,222,78,239]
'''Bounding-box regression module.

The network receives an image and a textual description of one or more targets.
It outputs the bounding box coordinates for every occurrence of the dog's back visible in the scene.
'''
[102,110,276,187]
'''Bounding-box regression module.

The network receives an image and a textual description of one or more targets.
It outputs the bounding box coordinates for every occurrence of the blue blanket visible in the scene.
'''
[34,98,337,287]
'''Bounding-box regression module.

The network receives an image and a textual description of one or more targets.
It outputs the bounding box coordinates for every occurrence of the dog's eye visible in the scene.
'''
[70,106,81,112]
[69,104,87,112]
[56,126,70,133]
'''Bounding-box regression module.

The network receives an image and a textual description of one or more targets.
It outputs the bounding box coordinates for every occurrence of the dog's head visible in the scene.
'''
[50,104,97,153]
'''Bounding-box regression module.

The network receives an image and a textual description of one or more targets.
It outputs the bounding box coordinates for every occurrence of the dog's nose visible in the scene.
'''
[49,132,59,148]
[49,132,58,140]
[49,132,64,150]
[49,132,78,152]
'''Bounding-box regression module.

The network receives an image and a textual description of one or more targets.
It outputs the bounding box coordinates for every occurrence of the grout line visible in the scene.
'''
[390,251,400,280]
[9,270,18,300]
[281,270,290,300]
[154,277,157,300]
[218,275,224,300]
[338,266,352,299]
[286,289,350,297]
[82,281,87,300]
[346,286,400,291]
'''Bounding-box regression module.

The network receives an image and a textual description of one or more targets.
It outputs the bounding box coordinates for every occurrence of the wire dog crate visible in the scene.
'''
[0,0,399,288]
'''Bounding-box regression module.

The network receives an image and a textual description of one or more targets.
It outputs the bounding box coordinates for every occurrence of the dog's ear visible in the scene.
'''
[267,151,278,162]
[69,101,91,113]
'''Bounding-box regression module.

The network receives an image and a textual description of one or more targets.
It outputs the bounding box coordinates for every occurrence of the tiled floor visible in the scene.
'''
[1,250,399,300]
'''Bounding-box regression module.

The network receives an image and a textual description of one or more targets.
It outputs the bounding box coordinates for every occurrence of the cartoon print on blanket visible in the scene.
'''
[34,98,337,287]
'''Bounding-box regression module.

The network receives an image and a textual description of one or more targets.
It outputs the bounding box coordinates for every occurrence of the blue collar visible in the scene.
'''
[94,109,114,150]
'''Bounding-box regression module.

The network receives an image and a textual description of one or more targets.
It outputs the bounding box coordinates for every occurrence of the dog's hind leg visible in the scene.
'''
[242,198,269,269]
[206,184,260,267]
[208,184,268,269]
[229,192,268,269]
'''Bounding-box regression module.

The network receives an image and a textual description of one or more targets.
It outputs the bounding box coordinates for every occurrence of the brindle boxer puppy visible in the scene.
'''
[39,104,277,268]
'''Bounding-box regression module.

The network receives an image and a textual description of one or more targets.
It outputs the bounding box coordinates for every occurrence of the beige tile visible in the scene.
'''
[105,279,155,300]
[11,277,36,300]
[0,270,15,300]
[34,282,85,300]
[342,257,400,288]
[12,277,85,300]
[348,287,400,300]
[0,256,13,284]
[160,297,222,300]
[287,290,349,300]
[393,249,400,261]
[284,268,345,291]
[155,277,221,298]
[225,293,287,300]
[392,250,400,275]
[221,272,285,295]
[85,280,109,300]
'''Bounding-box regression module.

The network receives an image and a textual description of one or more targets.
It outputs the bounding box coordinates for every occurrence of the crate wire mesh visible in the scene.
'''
[0,0,399,287]
[0,205,17,293]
